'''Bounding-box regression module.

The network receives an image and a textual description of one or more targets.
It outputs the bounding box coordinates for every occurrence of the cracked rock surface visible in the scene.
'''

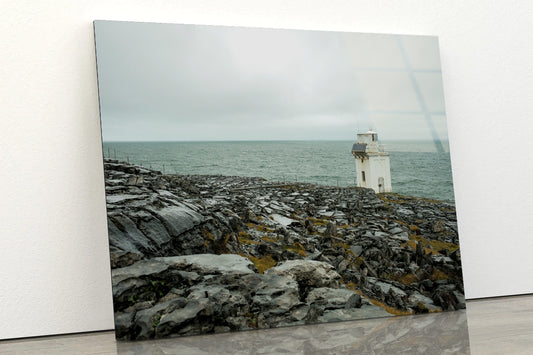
[104,160,464,340]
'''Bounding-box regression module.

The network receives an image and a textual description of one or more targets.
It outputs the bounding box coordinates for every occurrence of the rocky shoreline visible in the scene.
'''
[104,159,464,340]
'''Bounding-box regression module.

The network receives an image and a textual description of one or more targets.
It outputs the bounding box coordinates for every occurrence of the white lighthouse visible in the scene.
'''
[351,130,392,193]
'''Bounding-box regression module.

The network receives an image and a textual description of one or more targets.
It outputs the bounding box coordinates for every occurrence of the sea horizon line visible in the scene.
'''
[102,138,449,144]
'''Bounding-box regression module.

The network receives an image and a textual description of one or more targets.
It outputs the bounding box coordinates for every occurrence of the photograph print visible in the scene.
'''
[94,20,464,340]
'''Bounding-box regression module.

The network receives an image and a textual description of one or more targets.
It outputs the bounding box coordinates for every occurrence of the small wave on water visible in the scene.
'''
[394,177,425,184]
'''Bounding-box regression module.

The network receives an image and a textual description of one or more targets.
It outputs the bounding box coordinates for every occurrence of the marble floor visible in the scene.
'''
[2,294,533,354]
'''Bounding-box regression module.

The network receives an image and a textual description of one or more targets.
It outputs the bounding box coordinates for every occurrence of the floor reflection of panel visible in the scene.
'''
[123,310,468,354]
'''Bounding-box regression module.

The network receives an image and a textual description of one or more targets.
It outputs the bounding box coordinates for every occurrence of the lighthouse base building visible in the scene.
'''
[351,130,392,193]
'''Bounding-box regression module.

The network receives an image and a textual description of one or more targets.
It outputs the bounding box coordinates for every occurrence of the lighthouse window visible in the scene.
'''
[362,171,366,182]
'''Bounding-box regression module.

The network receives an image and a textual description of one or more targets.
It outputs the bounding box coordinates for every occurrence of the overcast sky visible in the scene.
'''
[94,21,448,142]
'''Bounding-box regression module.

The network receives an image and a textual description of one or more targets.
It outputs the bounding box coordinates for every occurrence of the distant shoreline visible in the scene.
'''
[101,141,454,201]
[103,158,455,203]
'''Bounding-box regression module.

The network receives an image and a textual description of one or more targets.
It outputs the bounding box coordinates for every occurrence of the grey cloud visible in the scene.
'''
[94,21,448,142]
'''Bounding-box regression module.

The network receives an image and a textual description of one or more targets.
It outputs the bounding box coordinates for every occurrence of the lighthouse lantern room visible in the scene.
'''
[351,130,392,193]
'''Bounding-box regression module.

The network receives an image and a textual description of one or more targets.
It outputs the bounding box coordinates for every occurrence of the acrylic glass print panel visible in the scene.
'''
[94,20,465,340]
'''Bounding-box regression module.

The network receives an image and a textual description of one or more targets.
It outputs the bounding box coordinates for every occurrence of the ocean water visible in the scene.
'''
[102,140,455,202]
